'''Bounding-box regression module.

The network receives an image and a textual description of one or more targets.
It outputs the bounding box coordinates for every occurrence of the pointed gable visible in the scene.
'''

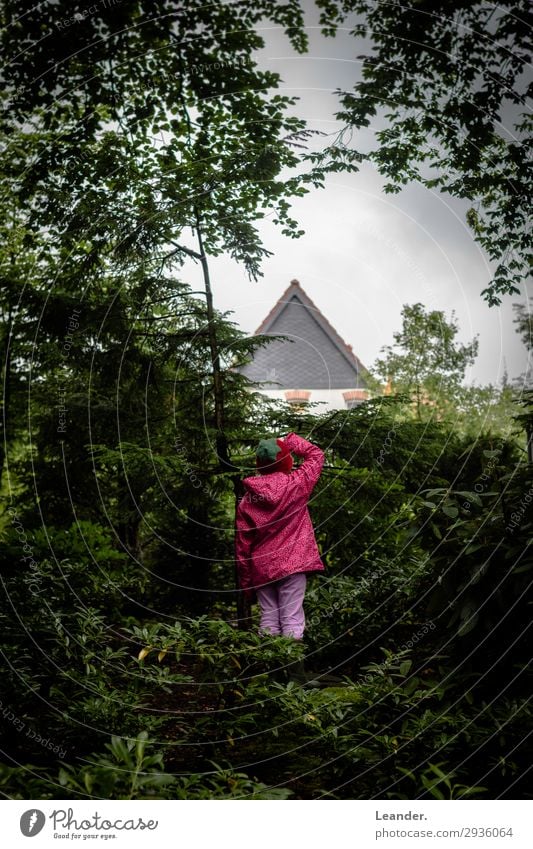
[239,279,368,390]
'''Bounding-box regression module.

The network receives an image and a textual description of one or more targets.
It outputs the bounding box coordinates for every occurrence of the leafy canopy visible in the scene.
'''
[316,0,532,304]
[373,302,479,418]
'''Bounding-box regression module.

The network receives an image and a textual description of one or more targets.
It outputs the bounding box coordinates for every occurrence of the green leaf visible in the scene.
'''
[399,660,412,676]
[428,763,450,782]
[464,543,484,555]
[457,605,479,636]
[457,491,482,506]
[512,562,533,574]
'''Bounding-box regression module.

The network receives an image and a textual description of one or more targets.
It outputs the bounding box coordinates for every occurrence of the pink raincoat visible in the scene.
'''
[235,432,325,593]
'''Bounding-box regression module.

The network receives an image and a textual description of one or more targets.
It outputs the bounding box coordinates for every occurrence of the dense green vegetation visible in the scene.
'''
[1,0,531,800]
[1,392,531,799]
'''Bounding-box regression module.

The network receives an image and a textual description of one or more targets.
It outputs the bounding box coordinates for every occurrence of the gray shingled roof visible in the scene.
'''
[238,280,368,390]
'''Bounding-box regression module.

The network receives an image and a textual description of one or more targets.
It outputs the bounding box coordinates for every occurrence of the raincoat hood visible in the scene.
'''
[241,471,290,506]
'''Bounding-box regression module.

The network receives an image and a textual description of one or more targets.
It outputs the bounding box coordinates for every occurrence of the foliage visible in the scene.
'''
[373,302,479,420]
[513,298,533,359]
[316,0,532,304]
[454,381,520,440]
[394,762,488,801]
[0,732,293,800]
[419,460,532,651]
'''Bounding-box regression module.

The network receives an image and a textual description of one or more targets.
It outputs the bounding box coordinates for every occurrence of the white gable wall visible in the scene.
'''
[251,387,365,413]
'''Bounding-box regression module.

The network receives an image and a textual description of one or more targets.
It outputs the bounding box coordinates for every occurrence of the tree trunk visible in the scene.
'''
[193,208,252,628]
[0,303,13,492]
[194,209,231,472]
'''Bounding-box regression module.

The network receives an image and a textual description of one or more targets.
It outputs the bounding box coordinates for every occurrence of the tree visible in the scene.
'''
[316,0,532,305]
[2,0,311,449]
[373,303,479,419]
[0,203,38,492]
[454,381,518,438]
[513,299,533,379]
[512,299,533,459]
[1,0,338,625]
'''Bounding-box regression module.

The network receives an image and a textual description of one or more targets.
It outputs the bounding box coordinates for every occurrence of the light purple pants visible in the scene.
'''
[256,572,307,639]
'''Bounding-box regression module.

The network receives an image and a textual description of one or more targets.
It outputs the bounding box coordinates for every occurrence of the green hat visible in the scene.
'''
[256,438,282,463]
[255,437,293,474]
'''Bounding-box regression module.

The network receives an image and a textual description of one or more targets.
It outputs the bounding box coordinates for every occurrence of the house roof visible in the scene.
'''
[254,279,368,376]
[237,279,369,391]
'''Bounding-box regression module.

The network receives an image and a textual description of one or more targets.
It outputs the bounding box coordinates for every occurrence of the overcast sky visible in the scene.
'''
[185,4,531,388]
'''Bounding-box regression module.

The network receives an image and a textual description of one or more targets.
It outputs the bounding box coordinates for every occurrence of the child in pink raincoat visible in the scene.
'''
[234,431,325,640]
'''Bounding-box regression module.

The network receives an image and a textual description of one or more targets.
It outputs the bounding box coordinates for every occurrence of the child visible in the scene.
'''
[235,432,325,682]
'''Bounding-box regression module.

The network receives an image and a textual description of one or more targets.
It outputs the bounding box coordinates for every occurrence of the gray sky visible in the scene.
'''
[186,6,531,387]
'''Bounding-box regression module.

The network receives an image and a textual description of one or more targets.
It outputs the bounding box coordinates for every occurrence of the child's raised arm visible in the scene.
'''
[283,432,324,498]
